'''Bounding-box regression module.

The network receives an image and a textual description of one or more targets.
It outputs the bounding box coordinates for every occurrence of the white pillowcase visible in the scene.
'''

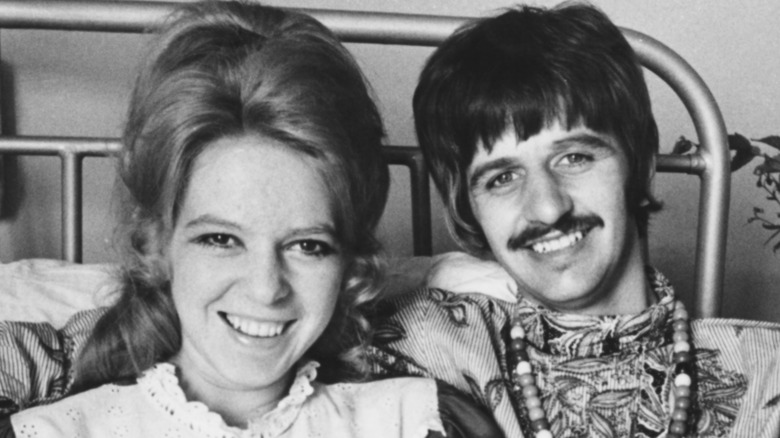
[0,259,118,328]
[424,252,518,302]
[0,252,516,328]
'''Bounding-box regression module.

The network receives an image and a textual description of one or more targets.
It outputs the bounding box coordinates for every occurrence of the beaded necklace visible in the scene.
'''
[509,300,694,438]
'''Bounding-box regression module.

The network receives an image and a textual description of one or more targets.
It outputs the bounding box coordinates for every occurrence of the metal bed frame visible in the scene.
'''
[0,1,729,318]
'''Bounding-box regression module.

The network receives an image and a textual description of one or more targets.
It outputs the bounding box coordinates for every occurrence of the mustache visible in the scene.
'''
[507,213,604,251]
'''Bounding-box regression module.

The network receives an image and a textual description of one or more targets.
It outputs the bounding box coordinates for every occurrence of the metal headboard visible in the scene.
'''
[0,1,729,318]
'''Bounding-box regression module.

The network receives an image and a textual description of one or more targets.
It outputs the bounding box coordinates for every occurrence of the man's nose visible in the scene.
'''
[244,251,291,304]
[521,170,573,225]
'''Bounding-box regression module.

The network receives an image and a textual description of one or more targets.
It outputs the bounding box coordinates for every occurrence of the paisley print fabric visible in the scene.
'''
[368,268,780,438]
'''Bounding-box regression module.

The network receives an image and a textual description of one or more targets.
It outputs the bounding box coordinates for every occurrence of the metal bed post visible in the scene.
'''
[0,1,730,316]
[626,30,730,318]
[61,151,83,262]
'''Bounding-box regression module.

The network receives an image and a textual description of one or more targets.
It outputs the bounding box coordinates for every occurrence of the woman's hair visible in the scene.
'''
[413,2,661,253]
[74,0,388,391]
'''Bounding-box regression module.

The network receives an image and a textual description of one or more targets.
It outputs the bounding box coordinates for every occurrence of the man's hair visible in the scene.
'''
[414,2,661,253]
[74,0,388,391]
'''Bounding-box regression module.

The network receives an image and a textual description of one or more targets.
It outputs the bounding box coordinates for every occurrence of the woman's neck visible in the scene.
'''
[173,361,293,428]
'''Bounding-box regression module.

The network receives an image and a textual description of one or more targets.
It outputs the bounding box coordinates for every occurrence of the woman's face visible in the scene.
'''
[168,134,344,408]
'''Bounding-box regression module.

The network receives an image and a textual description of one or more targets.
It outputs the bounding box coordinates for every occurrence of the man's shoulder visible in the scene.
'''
[376,287,515,327]
[692,317,780,336]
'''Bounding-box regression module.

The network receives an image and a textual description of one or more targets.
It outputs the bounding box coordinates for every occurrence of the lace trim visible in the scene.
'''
[138,361,319,437]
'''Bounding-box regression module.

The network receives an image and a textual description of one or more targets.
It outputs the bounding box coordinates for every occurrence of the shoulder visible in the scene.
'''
[10,382,141,434]
[376,287,513,331]
[691,317,780,433]
[307,377,444,438]
[436,381,505,438]
[691,317,780,356]
[322,376,438,405]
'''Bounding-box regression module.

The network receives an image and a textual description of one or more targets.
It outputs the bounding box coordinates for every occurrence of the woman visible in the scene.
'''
[3,2,500,436]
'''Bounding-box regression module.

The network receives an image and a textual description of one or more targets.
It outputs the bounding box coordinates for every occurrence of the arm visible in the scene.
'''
[0,308,103,417]
[431,380,505,438]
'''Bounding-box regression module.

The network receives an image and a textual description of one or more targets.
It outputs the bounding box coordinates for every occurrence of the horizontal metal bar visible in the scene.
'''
[656,153,706,174]
[0,1,172,33]
[0,1,467,45]
[0,136,121,156]
[626,29,730,318]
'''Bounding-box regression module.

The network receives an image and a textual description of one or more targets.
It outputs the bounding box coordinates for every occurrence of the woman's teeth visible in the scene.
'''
[531,230,584,254]
[225,314,286,337]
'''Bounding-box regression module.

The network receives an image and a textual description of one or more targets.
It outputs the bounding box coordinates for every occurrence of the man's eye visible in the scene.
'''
[560,153,591,166]
[487,171,518,189]
[196,233,237,249]
[292,240,335,257]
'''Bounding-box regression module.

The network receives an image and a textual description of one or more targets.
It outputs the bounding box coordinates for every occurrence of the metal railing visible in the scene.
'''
[0,1,729,317]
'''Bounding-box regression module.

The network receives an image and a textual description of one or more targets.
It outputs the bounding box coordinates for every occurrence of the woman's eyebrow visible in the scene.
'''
[183,214,242,230]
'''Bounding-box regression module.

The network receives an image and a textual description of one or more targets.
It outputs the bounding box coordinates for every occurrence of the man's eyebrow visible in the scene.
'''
[468,156,517,190]
[553,132,615,151]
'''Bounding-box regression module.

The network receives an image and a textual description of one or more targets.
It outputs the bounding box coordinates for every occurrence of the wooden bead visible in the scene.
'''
[525,396,542,409]
[673,306,688,320]
[528,407,546,421]
[672,351,692,364]
[669,420,687,434]
[530,419,550,431]
[673,341,690,353]
[672,408,688,422]
[673,320,689,332]
[511,339,527,352]
[518,374,536,387]
[511,325,526,339]
[522,385,538,398]
[515,361,532,376]
[515,348,530,362]
[674,373,692,387]
[535,430,553,438]
[672,331,689,343]
[675,397,691,410]
[675,385,691,398]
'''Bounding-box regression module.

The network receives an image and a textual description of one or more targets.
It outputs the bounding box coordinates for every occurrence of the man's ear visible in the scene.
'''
[640,152,658,208]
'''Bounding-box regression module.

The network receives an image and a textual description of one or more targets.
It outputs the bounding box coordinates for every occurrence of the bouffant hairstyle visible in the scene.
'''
[75,1,388,391]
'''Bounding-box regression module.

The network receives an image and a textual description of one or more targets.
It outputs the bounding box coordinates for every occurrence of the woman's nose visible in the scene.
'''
[245,251,291,304]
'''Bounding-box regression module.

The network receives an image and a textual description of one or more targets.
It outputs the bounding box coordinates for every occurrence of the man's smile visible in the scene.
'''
[528,229,586,254]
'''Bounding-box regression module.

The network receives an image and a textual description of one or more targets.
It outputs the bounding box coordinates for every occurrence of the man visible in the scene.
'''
[369,3,780,438]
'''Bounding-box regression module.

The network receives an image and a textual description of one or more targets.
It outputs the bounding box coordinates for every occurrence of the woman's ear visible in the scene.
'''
[130,216,174,288]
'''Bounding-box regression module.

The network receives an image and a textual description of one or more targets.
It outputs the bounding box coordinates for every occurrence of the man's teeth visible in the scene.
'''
[531,231,584,254]
[225,314,285,337]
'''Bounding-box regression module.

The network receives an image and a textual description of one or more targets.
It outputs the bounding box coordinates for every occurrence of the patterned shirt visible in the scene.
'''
[368,268,780,438]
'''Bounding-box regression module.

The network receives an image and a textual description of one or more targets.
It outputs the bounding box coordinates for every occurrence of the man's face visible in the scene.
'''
[467,122,646,314]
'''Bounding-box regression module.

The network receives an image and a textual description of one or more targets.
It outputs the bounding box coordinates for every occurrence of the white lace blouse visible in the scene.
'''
[11,361,443,438]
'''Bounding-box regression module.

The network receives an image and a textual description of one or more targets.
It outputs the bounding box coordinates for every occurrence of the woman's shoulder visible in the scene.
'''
[301,377,442,437]
[309,377,503,438]
[9,382,141,436]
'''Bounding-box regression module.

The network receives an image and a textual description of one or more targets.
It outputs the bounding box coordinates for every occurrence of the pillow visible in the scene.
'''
[424,252,517,302]
[0,259,118,328]
[0,253,516,328]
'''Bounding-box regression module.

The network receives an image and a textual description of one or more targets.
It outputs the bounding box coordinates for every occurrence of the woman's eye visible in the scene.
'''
[487,171,518,189]
[292,239,335,257]
[196,233,238,249]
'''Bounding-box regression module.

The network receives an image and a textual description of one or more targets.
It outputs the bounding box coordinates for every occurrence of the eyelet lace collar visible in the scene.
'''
[138,360,319,437]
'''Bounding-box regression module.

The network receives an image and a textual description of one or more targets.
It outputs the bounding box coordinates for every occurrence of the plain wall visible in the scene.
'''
[0,0,778,321]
